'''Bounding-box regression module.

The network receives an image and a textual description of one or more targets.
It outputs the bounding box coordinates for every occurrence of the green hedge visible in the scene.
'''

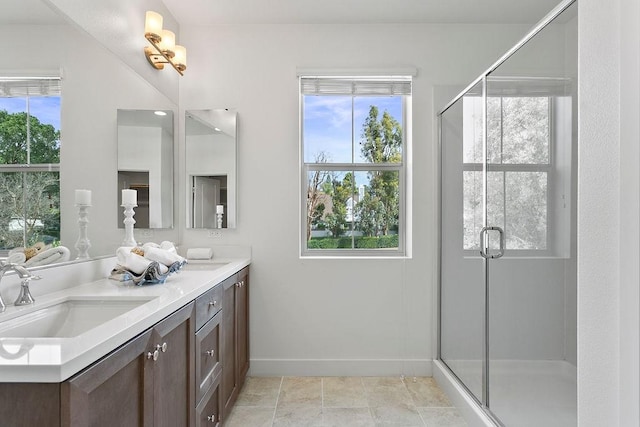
[307,235,398,249]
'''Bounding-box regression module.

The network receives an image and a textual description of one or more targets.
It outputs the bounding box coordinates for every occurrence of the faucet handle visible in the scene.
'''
[14,277,36,306]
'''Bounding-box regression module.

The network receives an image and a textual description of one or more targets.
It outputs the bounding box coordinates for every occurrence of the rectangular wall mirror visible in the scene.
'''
[117,109,174,229]
[186,109,237,229]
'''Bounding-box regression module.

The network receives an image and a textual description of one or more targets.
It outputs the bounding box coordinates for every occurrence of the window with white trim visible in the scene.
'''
[300,76,411,256]
[0,77,61,251]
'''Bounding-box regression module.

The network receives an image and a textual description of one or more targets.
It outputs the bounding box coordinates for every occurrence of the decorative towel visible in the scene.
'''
[24,246,70,267]
[160,241,178,254]
[116,247,155,274]
[142,244,185,267]
[186,248,213,260]
[6,252,26,264]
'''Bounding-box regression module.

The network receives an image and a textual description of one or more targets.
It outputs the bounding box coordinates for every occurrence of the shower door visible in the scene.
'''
[439,1,577,425]
[439,80,486,403]
[484,2,577,425]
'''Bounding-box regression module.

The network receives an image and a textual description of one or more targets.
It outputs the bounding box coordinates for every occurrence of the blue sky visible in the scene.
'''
[303,95,402,163]
[0,96,61,130]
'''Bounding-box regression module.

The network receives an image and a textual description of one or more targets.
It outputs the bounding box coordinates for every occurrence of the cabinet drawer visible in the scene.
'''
[196,376,221,427]
[195,311,222,404]
[195,282,223,330]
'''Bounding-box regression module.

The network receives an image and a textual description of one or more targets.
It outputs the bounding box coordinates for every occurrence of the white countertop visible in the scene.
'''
[0,258,250,383]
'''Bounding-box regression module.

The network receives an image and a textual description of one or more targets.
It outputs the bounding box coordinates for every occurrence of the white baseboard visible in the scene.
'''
[249,358,432,377]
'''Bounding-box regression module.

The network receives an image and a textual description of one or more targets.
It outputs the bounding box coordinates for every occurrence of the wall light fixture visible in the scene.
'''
[144,11,187,76]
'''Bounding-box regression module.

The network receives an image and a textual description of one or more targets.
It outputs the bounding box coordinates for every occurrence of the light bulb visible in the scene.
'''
[158,30,175,57]
[144,11,163,43]
[174,45,187,71]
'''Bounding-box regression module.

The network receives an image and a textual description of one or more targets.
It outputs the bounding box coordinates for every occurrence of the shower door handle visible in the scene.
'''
[479,226,505,259]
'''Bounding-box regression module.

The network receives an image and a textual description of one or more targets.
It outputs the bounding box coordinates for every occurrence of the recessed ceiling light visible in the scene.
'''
[154,111,167,116]
[214,127,221,132]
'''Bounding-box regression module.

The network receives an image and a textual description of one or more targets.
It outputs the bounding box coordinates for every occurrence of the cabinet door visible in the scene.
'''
[236,267,250,386]
[152,302,196,427]
[61,329,154,427]
[221,267,250,421]
[0,383,60,426]
[221,273,238,420]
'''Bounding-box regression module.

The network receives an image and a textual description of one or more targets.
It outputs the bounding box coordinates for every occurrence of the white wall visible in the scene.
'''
[178,23,530,375]
[579,0,640,425]
[618,0,640,423]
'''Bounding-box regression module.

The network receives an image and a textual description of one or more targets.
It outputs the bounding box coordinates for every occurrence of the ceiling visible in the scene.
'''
[162,0,564,25]
[4,0,565,26]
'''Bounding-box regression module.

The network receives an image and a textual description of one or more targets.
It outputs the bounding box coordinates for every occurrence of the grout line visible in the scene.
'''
[320,376,325,425]
[269,376,284,426]
[361,377,376,423]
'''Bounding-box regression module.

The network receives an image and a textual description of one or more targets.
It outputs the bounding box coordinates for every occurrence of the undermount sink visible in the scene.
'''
[182,261,229,271]
[0,297,156,338]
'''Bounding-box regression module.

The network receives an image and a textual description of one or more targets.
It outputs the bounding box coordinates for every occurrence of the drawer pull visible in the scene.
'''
[207,414,216,423]
[208,300,218,307]
[158,342,168,353]
[205,349,215,356]
[147,350,159,361]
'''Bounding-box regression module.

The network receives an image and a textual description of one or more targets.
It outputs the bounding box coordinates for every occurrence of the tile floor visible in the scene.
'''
[224,376,467,426]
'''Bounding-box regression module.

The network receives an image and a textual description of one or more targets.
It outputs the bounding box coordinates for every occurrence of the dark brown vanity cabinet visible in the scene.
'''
[221,267,250,421]
[62,302,196,427]
[0,265,249,427]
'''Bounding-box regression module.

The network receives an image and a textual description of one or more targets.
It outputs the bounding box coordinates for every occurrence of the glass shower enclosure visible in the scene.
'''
[438,1,577,425]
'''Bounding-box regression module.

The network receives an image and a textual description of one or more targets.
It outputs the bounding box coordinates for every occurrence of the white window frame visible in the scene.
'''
[299,75,412,258]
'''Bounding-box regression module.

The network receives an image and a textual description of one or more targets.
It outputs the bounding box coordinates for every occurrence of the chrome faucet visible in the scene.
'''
[0,261,37,313]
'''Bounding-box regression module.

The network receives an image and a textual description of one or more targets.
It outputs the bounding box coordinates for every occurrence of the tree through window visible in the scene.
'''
[300,76,411,255]
[0,77,61,251]
[463,95,550,251]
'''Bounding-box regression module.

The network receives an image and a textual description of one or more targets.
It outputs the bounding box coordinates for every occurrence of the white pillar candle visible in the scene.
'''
[75,189,92,205]
[216,205,224,214]
[122,189,137,205]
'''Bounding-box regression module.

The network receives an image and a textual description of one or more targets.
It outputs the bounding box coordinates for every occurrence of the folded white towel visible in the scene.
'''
[6,252,26,264]
[116,247,154,274]
[24,246,70,267]
[186,248,213,260]
[160,241,178,254]
[143,245,185,267]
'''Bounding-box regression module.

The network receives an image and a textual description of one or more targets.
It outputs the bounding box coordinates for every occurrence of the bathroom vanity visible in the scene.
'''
[0,258,250,427]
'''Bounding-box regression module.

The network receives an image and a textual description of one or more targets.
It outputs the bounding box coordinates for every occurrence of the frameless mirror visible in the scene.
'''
[117,109,174,229]
[186,109,237,229]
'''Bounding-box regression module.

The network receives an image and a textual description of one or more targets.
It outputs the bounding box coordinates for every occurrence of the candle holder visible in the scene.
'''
[75,203,91,259]
[122,203,138,246]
